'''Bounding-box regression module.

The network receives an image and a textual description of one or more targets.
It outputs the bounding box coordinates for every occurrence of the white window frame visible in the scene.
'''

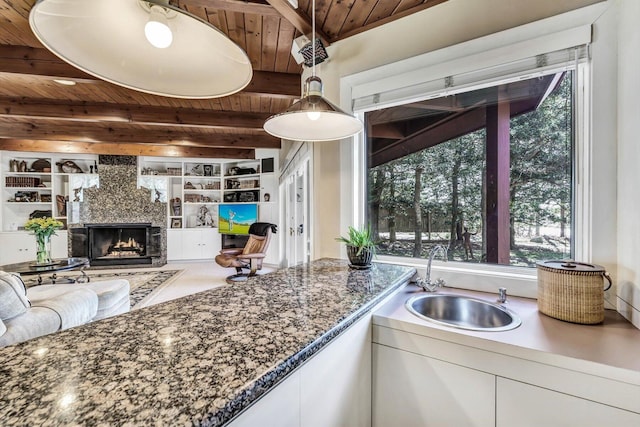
[341,25,593,299]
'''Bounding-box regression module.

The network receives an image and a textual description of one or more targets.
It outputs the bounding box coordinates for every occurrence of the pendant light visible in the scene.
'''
[263,0,363,141]
[29,0,252,99]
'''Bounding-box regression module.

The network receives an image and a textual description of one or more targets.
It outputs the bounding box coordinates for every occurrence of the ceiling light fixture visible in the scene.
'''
[144,4,173,49]
[52,79,77,86]
[263,0,363,141]
[29,0,252,99]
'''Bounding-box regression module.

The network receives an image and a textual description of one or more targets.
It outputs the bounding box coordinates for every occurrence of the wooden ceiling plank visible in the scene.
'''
[181,0,282,17]
[225,11,247,51]
[245,13,263,70]
[314,0,333,33]
[366,0,403,26]
[394,0,424,14]
[261,15,281,72]
[260,97,272,114]
[182,4,208,21]
[322,0,357,40]
[338,0,378,39]
[0,138,255,159]
[0,1,40,47]
[274,17,298,73]
[338,0,448,41]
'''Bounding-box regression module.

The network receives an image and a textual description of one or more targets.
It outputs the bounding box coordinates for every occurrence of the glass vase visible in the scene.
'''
[35,234,52,265]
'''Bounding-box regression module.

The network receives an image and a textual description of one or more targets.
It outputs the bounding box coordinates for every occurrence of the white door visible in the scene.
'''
[295,159,310,265]
[283,157,310,267]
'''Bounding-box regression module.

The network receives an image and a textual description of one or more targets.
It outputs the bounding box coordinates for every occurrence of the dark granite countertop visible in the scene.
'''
[0,259,415,426]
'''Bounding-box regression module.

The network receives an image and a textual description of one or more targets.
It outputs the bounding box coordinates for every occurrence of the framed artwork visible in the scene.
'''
[171,218,182,228]
[203,164,213,176]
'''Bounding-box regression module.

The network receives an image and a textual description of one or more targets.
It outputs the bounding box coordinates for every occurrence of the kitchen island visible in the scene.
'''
[0,259,415,426]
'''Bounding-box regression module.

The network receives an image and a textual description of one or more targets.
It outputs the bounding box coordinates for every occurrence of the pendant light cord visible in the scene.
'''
[312,0,316,78]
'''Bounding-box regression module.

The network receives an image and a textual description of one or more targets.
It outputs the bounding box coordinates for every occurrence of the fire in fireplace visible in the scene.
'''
[71,223,161,266]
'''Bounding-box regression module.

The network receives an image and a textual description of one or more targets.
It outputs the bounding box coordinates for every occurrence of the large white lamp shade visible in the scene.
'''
[29,0,253,99]
[263,76,363,141]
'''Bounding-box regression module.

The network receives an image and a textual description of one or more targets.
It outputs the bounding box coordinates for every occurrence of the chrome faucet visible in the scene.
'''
[416,245,448,292]
[497,287,508,304]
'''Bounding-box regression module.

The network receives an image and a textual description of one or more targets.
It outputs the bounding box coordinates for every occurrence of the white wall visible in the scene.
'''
[616,0,640,328]
[310,0,607,259]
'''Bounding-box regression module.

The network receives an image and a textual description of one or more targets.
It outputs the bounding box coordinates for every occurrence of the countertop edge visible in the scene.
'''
[210,266,416,427]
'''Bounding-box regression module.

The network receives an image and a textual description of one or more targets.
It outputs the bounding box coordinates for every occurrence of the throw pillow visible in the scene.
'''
[0,271,30,320]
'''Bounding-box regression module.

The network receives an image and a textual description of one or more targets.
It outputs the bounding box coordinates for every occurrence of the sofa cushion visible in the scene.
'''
[0,307,62,347]
[28,287,98,330]
[84,279,130,314]
[27,280,131,321]
[0,318,6,337]
[0,271,30,320]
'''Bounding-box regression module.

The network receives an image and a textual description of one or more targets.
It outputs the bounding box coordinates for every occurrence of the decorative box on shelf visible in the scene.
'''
[239,179,259,189]
[5,177,43,187]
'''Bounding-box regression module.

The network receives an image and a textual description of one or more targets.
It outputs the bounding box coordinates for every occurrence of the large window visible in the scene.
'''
[366,71,573,267]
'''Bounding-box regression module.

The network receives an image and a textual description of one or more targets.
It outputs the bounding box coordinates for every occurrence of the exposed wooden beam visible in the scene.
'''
[245,70,300,99]
[0,120,281,148]
[485,86,511,265]
[337,0,448,42]
[0,98,271,131]
[0,139,255,159]
[369,123,405,139]
[0,45,300,98]
[370,107,486,168]
[266,0,331,46]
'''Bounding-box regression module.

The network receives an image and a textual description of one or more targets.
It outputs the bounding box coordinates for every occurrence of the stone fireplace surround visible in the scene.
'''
[68,155,167,267]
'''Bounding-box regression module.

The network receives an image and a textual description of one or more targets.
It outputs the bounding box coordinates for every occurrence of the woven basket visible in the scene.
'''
[536,260,612,324]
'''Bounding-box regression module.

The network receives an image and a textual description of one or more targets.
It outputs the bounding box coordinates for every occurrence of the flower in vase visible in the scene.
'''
[24,217,64,264]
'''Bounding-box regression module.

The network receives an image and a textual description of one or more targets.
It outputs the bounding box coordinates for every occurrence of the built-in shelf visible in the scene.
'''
[138,157,277,230]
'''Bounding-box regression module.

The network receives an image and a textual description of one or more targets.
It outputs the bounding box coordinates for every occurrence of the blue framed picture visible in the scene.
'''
[218,203,258,235]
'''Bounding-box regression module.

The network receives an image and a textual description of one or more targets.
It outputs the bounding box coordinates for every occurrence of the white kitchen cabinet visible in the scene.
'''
[0,231,68,264]
[373,343,495,427]
[300,308,372,427]
[497,377,640,427]
[227,370,300,427]
[229,310,380,427]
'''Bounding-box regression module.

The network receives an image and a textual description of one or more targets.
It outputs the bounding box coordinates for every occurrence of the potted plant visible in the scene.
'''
[336,225,377,268]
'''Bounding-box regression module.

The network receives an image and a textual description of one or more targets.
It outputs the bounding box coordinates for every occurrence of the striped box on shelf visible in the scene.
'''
[5,176,42,187]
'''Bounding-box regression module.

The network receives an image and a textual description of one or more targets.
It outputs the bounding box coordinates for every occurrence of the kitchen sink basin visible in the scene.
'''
[405,294,521,332]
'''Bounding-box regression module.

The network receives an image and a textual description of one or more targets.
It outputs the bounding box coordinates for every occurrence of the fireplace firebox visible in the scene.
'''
[71,223,161,266]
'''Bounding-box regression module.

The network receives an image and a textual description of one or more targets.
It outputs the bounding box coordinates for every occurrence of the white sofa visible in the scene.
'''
[0,271,130,347]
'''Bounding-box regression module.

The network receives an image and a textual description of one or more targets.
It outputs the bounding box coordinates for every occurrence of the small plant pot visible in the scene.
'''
[347,245,373,267]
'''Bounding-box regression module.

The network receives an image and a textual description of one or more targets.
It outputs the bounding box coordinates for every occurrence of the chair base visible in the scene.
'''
[225,273,249,284]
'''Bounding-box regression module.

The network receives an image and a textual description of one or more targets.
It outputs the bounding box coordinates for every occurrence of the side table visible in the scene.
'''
[0,257,90,286]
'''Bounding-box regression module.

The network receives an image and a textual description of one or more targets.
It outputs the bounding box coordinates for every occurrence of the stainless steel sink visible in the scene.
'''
[405,294,521,332]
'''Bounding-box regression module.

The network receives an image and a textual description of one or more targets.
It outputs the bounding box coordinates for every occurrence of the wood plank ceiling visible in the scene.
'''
[0,0,447,159]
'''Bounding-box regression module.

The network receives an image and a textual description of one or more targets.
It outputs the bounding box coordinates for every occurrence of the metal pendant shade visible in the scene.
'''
[263,76,363,141]
[29,0,253,99]
[263,0,363,141]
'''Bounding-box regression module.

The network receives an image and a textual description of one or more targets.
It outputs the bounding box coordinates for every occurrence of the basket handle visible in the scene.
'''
[603,272,612,291]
